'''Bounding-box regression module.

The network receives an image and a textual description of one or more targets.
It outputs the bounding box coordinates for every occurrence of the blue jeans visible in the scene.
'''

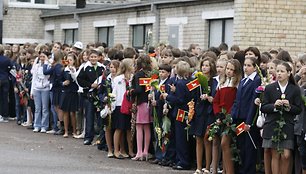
[84,98,98,142]
[33,90,49,129]
[49,91,59,131]
[0,80,9,118]
[15,92,21,121]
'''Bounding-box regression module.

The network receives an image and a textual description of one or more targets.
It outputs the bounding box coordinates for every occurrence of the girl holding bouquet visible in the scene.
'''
[213,59,241,174]
[190,57,217,174]
[261,62,302,174]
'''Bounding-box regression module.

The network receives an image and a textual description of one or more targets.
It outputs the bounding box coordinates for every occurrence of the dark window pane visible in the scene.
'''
[133,25,144,48]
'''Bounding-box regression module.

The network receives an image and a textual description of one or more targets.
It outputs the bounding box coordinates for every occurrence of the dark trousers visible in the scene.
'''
[0,80,9,118]
[237,127,259,174]
[84,98,99,142]
[164,116,176,162]
[175,120,191,168]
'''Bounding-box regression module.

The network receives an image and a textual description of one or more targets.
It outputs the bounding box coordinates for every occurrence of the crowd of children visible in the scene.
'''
[1,41,306,174]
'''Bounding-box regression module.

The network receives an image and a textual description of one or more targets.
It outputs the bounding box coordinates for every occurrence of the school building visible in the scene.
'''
[2,0,306,55]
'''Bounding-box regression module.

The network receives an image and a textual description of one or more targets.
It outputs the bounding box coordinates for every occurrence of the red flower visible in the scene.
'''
[151,74,159,80]
[255,85,265,93]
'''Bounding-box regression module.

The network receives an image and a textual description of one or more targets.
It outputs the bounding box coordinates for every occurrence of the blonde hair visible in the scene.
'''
[176,61,190,78]
[117,58,134,76]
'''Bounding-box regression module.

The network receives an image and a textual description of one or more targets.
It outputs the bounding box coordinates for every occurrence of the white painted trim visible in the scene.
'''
[127,16,156,25]
[45,24,55,31]
[202,9,234,19]
[8,2,59,9]
[60,23,79,29]
[3,38,46,44]
[93,20,117,27]
[165,17,188,25]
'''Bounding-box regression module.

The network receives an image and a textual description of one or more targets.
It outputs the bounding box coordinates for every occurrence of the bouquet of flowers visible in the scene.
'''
[208,108,241,164]
[271,93,287,153]
[194,71,210,94]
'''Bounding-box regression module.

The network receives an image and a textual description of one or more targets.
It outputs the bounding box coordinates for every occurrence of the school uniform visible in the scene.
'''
[190,78,217,136]
[77,61,105,144]
[43,63,64,106]
[60,66,79,112]
[152,77,170,161]
[213,78,237,115]
[231,71,261,174]
[110,74,131,130]
[162,76,177,166]
[166,77,192,169]
[261,82,302,150]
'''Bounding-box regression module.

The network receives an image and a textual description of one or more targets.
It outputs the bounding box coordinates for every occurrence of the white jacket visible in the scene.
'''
[30,57,50,95]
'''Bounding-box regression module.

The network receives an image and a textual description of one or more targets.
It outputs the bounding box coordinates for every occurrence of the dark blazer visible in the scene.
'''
[154,77,170,118]
[43,63,64,91]
[261,82,302,140]
[231,74,261,125]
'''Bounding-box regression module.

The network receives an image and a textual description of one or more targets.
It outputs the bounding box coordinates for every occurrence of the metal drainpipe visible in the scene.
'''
[151,3,160,45]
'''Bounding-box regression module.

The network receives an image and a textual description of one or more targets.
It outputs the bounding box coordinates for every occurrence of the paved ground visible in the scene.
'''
[0,121,191,174]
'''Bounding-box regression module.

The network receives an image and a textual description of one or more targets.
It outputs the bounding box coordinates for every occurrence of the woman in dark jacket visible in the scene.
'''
[261,61,302,174]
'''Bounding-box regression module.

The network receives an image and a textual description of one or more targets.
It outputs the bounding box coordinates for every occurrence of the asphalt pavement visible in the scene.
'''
[0,121,191,174]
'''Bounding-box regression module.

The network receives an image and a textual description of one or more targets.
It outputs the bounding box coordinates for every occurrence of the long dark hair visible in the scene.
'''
[136,55,152,72]
[278,61,296,85]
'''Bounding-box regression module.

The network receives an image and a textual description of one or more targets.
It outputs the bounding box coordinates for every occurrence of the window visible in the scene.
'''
[209,18,233,47]
[132,24,153,49]
[9,0,58,8]
[97,27,114,47]
[45,30,54,43]
[168,25,179,48]
[10,0,57,4]
[64,29,78,45]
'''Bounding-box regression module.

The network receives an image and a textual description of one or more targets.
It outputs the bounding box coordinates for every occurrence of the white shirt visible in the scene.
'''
[243,71,257,85]
[112,74,128,106]
[278,81,288,94]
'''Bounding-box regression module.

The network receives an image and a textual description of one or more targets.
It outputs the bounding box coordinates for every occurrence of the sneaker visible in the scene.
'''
[8,117,16,121]
[33,128,40,132]
[46,129,56,134]
[0,115,8,123]
[40,129,47,133]
[22,122,32,127]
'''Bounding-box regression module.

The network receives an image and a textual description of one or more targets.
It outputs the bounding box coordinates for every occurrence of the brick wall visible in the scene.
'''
[234,0,306,55]
[3,8,44,43]
[159,1,233,50]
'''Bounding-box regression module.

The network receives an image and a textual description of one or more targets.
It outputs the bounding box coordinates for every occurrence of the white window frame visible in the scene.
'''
[9,0,59,9]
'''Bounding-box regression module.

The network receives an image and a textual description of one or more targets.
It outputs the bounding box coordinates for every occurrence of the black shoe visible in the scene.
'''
[83,140,92,145]
[149,159,160,164]
[114,153,124,159]
[27,125,34,129]
[17,120,22,125]
[160,159,171,166]
[54,129,64,135]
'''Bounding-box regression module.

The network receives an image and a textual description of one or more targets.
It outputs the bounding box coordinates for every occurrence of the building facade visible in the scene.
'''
[3,0,306,55]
